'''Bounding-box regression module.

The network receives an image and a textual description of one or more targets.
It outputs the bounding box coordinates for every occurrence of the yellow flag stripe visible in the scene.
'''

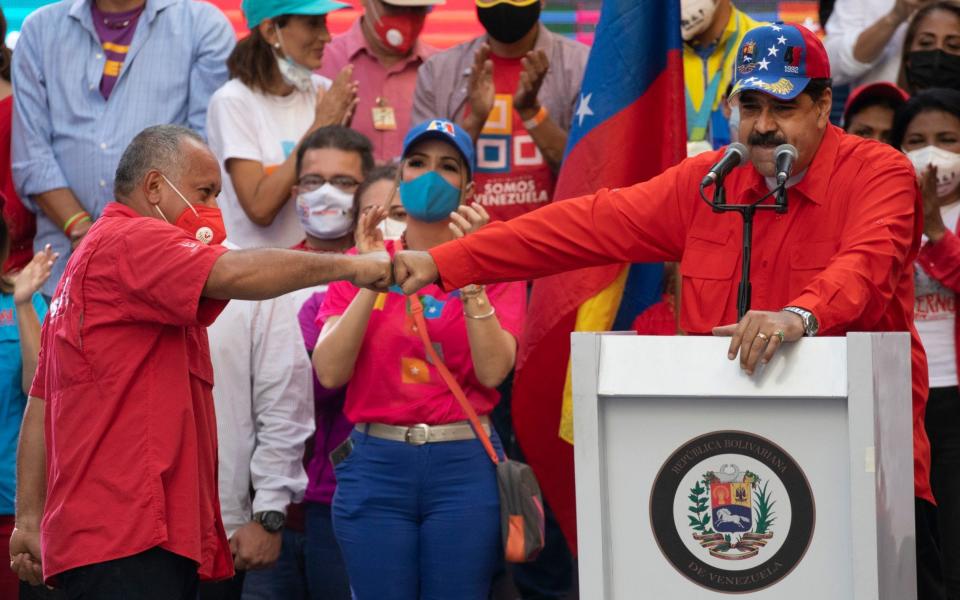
[102,42,130,54]
[558,265,630,444]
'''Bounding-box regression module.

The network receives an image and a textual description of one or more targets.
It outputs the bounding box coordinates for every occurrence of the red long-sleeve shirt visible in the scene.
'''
[431,125,933,502]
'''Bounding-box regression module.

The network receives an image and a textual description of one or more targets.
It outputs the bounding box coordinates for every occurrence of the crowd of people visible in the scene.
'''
[0,0,959,599]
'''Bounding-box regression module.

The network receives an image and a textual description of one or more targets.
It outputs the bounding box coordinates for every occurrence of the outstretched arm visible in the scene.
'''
[203,249,392,300]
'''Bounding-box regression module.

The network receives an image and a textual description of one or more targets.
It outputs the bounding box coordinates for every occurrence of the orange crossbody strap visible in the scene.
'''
[408,298,500,465]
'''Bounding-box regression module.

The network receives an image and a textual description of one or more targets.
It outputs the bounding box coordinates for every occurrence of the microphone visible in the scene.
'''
[774,144,798,187]
[701,143,748,188]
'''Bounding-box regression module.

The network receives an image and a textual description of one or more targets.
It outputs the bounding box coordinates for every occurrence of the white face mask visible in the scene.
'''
[275,28,314,93]
[296,184,354,240]
[378,216,406,241]
[680,0,718,41]
[905,145,960,198]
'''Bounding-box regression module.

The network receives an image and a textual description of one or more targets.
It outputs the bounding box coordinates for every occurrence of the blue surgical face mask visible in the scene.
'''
[399,171,462,222]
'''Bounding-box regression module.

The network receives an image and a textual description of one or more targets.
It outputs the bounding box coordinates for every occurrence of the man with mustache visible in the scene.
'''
[394,24,943,599]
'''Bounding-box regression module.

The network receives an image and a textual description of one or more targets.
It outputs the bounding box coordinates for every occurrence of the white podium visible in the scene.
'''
[571,333,916,599]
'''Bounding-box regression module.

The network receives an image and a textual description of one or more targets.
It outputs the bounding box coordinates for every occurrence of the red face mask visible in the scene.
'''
[369,3,426,55]
[160,174,227,245]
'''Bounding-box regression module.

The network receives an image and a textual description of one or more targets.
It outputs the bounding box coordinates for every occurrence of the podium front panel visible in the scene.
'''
[572,333,916,600]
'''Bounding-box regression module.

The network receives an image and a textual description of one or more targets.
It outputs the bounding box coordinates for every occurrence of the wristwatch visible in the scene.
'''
[782,306,819,337]
[252,511,286,533]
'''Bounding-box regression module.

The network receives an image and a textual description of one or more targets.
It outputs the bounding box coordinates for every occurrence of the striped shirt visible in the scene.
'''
[10,0,235,296]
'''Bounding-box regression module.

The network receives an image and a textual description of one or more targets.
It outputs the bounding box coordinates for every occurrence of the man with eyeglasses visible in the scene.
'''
[226,126,375,598]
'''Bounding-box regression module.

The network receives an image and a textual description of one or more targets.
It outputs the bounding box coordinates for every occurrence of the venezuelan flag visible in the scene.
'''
[510,0,686,551]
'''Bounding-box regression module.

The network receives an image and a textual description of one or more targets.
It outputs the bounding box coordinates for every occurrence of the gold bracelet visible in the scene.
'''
[464,306,496,320]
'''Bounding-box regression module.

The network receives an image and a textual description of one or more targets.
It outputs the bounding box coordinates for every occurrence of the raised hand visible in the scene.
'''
[449,202,490,239]
[14,245,57,306]
[393,250,440,295]
[9,526,43,586]
[315,65,359,128]
[463,45,495,137]
[514,49,549,116]
[920,166,947,242]
[356,206,387,254]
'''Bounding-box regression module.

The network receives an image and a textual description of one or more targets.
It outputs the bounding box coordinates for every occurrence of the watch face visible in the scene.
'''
[257,512,285,532]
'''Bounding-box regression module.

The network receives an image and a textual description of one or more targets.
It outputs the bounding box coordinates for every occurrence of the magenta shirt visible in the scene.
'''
[318,242,527,426]
[91,2,144,99]
[298,292,353,505]
[318,18,438,163]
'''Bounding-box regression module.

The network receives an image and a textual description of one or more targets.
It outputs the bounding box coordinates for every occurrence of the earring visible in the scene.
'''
[274,42,281,49]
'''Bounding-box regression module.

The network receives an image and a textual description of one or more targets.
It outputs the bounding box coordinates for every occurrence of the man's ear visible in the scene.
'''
[816,88,833,129]
[143,170,165,207]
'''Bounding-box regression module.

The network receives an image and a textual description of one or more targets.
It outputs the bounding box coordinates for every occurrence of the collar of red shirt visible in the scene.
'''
[733,124,843,206]
[102,201,142,219]
[342,17,433,65]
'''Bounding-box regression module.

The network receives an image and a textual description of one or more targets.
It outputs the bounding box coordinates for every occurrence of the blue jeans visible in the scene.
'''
[241,507,352,600]
[332,428,501,600]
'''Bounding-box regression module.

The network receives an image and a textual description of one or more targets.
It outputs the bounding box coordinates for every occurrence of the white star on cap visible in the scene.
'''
[768,45,779,57]
[777,35,787,45]
[771,25,782,31]
[757,57,770,71]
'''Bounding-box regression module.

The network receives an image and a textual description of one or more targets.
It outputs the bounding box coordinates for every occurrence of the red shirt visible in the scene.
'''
[466,53,557,222]
[0,95,35,272]
[431,125,933,502]
[30,203,234,582]
[917,222,960,387]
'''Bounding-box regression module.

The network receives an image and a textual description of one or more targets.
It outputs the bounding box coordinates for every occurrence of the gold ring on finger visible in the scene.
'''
[756,332,769,342]
[775,330,785,343]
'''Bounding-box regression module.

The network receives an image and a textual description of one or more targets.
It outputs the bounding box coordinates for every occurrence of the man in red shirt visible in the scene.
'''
[396,24,944,598]
[7,125,390,599]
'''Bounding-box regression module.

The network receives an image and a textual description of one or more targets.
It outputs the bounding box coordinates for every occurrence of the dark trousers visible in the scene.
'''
[58,546,198,600]
[927,386,960,599]
[198,570,245,600]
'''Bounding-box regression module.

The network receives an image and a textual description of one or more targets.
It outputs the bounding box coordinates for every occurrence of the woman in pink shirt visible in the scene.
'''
[313,119,525,599]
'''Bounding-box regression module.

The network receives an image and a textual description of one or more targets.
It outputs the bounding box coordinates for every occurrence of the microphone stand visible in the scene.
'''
[702,176,788,320]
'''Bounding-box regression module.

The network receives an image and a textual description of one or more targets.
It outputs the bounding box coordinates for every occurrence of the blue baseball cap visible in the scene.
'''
[730,23,831,101]
[402,119,476,177]
[242,0,349,29]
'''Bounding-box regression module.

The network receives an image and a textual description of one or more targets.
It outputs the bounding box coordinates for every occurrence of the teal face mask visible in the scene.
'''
[399,171,462,222]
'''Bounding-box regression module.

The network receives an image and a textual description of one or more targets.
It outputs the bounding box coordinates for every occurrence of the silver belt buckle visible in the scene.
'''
[405,423,431,445]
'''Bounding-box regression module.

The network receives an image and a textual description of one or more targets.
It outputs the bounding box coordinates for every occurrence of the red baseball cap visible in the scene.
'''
[842,82,910,124]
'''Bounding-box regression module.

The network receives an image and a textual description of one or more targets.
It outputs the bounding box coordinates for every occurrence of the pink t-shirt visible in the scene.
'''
[317,242,526,425]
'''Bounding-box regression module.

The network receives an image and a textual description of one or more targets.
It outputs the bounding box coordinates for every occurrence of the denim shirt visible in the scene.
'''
[10,0,235,296]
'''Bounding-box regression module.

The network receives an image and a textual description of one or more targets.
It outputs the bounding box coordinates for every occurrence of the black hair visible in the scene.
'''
[296,126,375,177]
[890,87,960,149]
[802,78,833,101]
[0,7,11,83]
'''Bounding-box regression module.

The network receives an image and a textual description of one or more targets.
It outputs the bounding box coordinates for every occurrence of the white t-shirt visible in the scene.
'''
[915,202,960,388]
[207,75,331,249]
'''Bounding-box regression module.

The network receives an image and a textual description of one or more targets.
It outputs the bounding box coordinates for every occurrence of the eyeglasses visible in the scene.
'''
[297,174,361,193]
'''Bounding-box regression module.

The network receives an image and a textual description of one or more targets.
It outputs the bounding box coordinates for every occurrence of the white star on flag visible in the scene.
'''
[758,57,770,71]
[771,25,782,31]
[768,45,778,57]
[777,35,787,45]
[575,92,594,127]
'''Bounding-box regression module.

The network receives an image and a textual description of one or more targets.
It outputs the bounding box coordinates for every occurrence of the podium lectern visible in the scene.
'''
[571,333,916,599]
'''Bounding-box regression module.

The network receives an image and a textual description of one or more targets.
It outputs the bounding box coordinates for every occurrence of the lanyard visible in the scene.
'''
[686,21,741,142]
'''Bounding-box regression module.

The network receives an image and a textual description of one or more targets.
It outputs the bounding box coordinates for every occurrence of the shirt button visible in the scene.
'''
[96,53,103,59]
[88,84,95,90]
[100,143,107,150]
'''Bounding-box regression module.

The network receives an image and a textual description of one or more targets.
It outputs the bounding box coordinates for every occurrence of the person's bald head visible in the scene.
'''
[114,125,222,222]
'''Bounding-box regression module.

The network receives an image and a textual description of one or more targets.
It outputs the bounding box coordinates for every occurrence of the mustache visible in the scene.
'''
[747,132,788,147]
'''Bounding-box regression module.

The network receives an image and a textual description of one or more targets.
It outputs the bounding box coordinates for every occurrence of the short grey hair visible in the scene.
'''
[114,125,205,199]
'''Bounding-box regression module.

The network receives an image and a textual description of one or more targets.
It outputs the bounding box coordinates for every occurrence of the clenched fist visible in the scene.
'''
[349,252,393,291]
[393,250,440,295]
